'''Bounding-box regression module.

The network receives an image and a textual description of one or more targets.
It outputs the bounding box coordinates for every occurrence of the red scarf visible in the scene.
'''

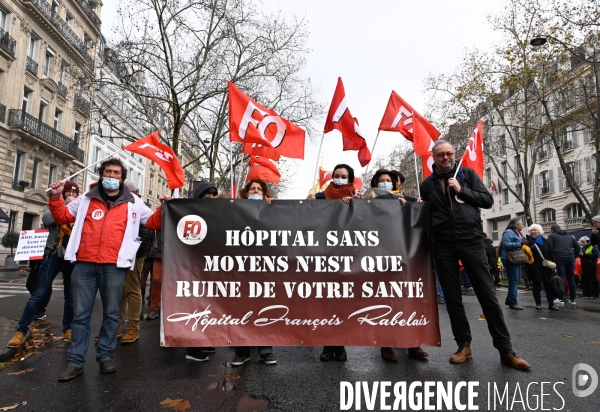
[323,182,355,199]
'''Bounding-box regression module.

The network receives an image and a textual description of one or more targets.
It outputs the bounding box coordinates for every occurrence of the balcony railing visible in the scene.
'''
[25,0,95,72]
[7,109,84,162]
[0,28,17,57]
[74,0,102,30]
[26,56,38,76]
[74,94,90,114]
[0,103,5,124]
[57,82,67,98]
[565,217,585,227]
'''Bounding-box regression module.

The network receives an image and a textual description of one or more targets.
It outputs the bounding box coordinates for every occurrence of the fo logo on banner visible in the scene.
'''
[177,215,207,245]
[572,363,598,397]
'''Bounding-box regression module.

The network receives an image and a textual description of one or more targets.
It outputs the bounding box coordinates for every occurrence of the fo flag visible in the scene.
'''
[247,156,281,184]
[378,91,440,143]
[459,120,484,179]
[124,131,184,190]
[324,78,371,167]
[229,82,305,159]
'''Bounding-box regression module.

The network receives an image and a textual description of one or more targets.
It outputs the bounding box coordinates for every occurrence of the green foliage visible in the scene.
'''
[1,231,20,256]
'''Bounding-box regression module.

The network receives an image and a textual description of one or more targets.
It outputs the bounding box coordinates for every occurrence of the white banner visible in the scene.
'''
[14,230,49,261]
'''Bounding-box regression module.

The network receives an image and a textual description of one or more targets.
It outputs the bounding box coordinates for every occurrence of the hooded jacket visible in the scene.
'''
[420,164,493,242]
[547,230,581,258]
[192,181,217,199]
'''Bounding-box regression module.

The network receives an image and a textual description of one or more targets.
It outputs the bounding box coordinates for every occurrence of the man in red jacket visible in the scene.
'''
[48,158,161,382]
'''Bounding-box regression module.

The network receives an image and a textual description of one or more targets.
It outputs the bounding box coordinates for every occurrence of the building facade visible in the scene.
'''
[0,0,101,260]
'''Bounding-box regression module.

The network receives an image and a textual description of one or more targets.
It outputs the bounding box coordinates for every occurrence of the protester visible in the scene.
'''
[146,230,162,320]
[139,232,155,311]
[548,224,580,304]
[232,179,276,365]
[48,159,163,381]
[579,236,600,299]
[500,218,525,310]
[525,224,558,310]
[420,140,530,370]
[483,237,499,290]
[591,215,600,246]
[6,182,79,349]
[117,181,151,344]
[369,168,428,362]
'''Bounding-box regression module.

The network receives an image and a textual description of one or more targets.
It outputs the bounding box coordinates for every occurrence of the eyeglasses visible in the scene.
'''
[434,152,455,159]
[64,190,77,194]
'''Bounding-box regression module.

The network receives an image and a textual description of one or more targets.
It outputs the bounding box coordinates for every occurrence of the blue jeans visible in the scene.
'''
[17,255,74,333]
[67,263,128,367]
[436,275,444,300]
[555,256,576,301]
[502,260,521,307]
[460,270,471,288]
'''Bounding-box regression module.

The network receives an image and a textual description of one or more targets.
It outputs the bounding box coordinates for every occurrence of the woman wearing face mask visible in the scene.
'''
[232,178,277,365]
[369,168,428,362]
[308,164,357,361]
[308,163,356,204]
[369,169,418,205]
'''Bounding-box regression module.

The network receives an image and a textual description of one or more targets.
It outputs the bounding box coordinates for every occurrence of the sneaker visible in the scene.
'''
[63,329,72,341]
[535,305,542,310]
[570,300,576,304]
[186,353,209,362]
[34,310,46,320]
[438,299,445,304]
[231,349,251,366]
[260,353,277,365]
[121,329,139,344]
[147,310,159,320]
[7,331,26,348]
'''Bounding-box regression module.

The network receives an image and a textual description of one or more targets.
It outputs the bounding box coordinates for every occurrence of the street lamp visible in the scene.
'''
[529,36,547,47]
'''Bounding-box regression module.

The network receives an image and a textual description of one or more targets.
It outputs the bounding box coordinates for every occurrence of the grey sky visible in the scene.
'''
[100,0,505,197]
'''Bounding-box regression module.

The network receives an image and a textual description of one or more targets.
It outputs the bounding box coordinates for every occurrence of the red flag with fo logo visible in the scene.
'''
[378,91,440,142]
[123,131,184,190]
[229,82,305,159]
[459,120,484,179]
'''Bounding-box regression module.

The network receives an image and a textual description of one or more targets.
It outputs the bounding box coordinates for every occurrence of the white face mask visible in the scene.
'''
[248,194,263,200]
[102,177,121,191]
[332,178,348,185]
[378,182,393,190]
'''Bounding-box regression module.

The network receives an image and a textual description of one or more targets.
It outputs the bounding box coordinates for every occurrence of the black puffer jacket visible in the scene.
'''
[420,165,493,243]
[547,230,580,258]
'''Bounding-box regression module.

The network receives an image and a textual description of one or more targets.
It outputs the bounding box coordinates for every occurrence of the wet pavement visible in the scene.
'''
[0,282,599,411]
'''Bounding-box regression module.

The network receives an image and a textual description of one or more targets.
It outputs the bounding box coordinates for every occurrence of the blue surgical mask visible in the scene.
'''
[102,177,121,191]
[248,194,263,200]
[378,182,393,190]
[332,178,348,185]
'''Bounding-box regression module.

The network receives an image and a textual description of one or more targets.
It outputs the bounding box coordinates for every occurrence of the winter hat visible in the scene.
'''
[592,215,600,223]
[370,169,399,189]
[124,181,139,193]
[62,181,80,197]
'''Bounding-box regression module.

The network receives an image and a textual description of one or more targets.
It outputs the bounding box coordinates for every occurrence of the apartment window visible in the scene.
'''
[513,156,522,178]
[500,135,506,151]
[567,162,580,186]
[28,34,40,60]
[48,165,57,186]
[491,220,499,241]
[66,13,74,28]
[562,127,577,151]
[31,159,41,189]
[585,156,596,183]
[503,189,509,204]
[13,151,26,182]
[59,61,67,84]
[43,48,54,77]
[535,170,554,196]
[542,209,556,223]
[567,204,583,219]
[501,161,507,178]
[8,211,17,233]
[22,88,33,114]
[516,183,523,198]
[38,99,48,122]
[485,168,491,188]
[0,7,10,31]
[54,109,63,131]
[538,139,552,160]
[74,122,82,145]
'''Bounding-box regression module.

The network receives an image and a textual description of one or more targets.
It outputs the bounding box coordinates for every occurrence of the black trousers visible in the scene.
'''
[532,281,554,306]
[433,239,513,355]
[581,266,599,297]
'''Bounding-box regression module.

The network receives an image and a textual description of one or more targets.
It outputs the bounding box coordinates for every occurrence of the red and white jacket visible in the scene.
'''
[49,184,158,269]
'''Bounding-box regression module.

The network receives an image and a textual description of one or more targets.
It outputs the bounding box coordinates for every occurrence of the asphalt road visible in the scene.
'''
[0,285,598,412]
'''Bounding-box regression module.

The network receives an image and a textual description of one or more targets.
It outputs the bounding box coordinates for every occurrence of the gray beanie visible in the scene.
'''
[592,215,600,223]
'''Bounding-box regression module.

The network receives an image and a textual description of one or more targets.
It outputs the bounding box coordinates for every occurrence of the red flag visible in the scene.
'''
[323,78,371,167]
[229,82,305,159]
[242,142,281,161]
[378,91,440,142]
[491,180,498,194]
[231,184,237,198]
[353,177,363,192]
[422,153,434,178]
[412,116,438,156]
[123,131,184,190]
[246,159,281,184]
[460,120,484,179]
[319,169,333,187]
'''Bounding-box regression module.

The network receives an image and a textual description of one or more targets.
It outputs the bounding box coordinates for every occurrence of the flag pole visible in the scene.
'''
[362,130,380,180]
[413,152,421,198]
[310,132,325,194]
[44,148,125,193]
[229,140,235,197]
[452,150,467,179]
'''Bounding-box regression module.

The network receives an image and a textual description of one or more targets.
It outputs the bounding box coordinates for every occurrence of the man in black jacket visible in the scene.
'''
[548,224,581,304]
[420,140,530,370]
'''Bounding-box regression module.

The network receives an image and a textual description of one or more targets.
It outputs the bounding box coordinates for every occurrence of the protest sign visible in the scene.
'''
[14,229,49,261]
[161,200,440,348]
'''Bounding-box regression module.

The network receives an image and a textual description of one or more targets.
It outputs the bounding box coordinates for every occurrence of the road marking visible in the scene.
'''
[0,285,63,299]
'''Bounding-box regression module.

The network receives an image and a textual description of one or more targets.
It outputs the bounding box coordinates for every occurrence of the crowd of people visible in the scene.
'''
[7,140,599,381]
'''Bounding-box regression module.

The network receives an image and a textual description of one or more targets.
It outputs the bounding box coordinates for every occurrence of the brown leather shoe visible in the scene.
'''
[100,359,117,374]
[58,365,84,382]
[449,342,472,363]
[408,347,429,359]
[501,353,531,370]
[509,305,524,310]
[121,329,139,344]
[380,347,398,362]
